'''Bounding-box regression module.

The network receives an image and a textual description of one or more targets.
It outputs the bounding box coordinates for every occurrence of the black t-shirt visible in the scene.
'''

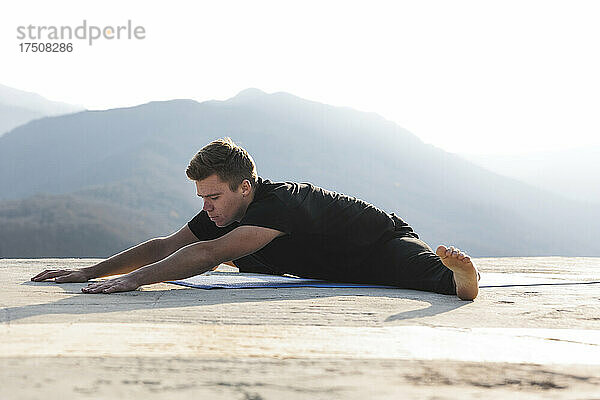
[187,176,399,280]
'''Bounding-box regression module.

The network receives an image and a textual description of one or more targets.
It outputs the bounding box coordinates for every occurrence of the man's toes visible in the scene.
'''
[450,247,460,258]
[459,252,472,262]
[457,252,466,260]
[436,245,448,258]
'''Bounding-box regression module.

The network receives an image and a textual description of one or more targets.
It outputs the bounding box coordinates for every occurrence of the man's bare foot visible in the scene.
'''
[436,245,480,300]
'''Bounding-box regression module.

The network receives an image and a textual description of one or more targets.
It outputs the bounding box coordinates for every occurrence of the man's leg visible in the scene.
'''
[345,236,479,299]
[374,213,479,299]
[360,236,457,295]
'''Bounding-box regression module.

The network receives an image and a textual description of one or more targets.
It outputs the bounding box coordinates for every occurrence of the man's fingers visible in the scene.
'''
[54,273,77,283]
[31,269,55,280]
[82,283,106,292]
[31,269,57,280]
[82,278,137,294]
[82,285,105,293]
[102,285,122,294]
[83,283,118,294]
[31,270,65,281]
[86,281,108,289]
[54,273,86,283]
[82,280,113,293]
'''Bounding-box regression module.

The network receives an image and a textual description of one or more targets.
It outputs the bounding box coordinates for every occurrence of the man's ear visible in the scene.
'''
[240,179,253,196]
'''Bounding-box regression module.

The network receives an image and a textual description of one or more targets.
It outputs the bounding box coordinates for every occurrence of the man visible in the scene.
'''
[32,138,479,300]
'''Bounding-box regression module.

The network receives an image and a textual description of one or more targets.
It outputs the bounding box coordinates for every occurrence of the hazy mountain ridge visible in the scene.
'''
[459,148,600,205]
[1,88,598,257]
[0,194,158,257]
[0,84,84,136]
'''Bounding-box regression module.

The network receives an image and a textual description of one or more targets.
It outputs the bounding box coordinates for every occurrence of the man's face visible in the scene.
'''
[195,174,251,227]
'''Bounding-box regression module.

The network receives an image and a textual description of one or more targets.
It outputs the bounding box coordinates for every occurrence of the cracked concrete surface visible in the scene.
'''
[1,257,600,399]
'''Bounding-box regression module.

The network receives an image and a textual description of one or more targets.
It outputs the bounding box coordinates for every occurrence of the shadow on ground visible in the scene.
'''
[4,280,471,323]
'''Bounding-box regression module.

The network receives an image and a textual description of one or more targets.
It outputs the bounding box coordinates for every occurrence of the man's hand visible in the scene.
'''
[31,269,91,283]
[81,275,141,294]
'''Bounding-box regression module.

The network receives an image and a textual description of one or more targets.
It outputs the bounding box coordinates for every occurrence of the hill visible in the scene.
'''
[1,88,598,257]
[460,147,600,204]
[0,84,83,136]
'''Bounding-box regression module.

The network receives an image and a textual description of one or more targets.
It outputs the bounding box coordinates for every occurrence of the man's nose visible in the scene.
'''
[202,200,213,211]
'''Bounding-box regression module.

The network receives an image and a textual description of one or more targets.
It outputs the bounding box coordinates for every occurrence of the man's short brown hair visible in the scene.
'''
[186,137,257,191]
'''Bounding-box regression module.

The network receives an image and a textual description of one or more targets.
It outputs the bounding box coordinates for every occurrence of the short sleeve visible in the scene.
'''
[187,210,236,240]
[239,194,293,235]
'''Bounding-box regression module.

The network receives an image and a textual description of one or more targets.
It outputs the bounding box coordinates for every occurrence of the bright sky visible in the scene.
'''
[1,0,599,155]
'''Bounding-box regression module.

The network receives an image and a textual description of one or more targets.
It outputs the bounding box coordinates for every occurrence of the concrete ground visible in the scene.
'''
[1,257,600,399]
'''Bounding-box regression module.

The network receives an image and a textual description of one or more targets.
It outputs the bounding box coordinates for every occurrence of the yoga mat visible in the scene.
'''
[166,271,599,290]
[167,271,397,289]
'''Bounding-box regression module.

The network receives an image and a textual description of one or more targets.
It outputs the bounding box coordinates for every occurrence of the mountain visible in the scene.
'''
[1,88,599,257]
[0,84,84,136]
[0,194,163,257]
[459,147,600,205]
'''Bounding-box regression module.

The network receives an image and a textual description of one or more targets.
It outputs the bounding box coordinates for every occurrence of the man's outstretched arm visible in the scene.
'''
[31,224,199,283]
[81,225,285,294]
